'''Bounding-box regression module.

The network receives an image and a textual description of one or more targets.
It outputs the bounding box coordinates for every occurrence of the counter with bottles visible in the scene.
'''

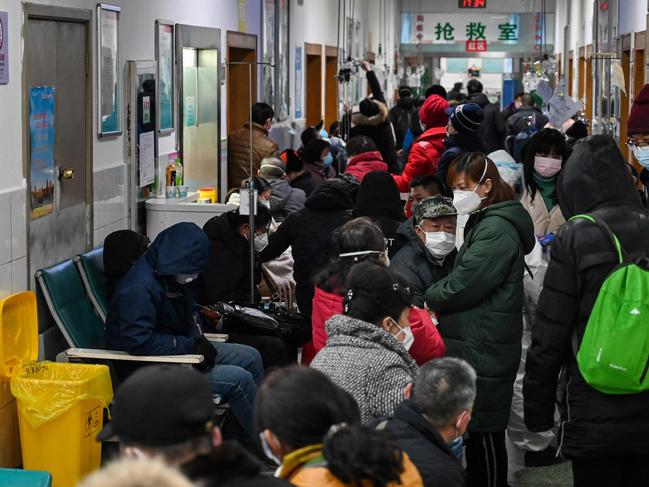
[146,193,236,240]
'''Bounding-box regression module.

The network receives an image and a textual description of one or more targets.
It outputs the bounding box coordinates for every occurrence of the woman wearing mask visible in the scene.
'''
[425,152,535,487]
[311,262,419,422]
[305,218,444,366]
[254,366,423,487]
[300,139,336,188]
[520,128,568,238]
[354,171,407,258]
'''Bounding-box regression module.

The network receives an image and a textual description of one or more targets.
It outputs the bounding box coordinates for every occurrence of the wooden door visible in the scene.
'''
[632,48,646,175]
[227,32,257,135]
[305,43,322,127]
[585,56,593,123]
[568,54,574,97]
[324,46,339,130]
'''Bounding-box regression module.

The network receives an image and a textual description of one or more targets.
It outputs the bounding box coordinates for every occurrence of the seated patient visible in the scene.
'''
[311,261,419,422]
[105,222,263,437]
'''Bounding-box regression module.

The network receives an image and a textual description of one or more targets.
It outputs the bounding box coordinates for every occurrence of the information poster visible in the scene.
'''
[97,5,121,136]
[157,21,174,133]
[29,86,56,219]
[185,95,196,126]
[0,12,8,84]
[138,131,155,187]
[295,45,302,119]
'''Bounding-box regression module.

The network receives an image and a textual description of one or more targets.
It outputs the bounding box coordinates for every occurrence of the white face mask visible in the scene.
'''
[419,229,456,259]
[260,199,271,209]
[390,318,415,351]
[452,160,488,216]
[259,432,281,465]
[254,233,269,252]
[175,273,199,284]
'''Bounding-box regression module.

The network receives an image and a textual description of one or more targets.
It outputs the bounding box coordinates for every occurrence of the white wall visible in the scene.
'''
[619,0,648,35]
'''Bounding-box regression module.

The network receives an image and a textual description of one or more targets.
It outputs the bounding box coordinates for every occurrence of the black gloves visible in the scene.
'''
[194,335,217,371]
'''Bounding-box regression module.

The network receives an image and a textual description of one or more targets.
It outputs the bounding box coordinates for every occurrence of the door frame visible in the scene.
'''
[305,42,323,127]
[23,3,94,283]
[226,30,258,135]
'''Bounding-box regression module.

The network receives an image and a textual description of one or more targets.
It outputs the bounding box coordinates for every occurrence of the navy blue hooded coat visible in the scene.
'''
[105,222,209,356]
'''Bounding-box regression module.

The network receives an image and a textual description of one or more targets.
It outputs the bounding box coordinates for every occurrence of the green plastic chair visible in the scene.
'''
[0,468,52,487]
[75,248,109,323]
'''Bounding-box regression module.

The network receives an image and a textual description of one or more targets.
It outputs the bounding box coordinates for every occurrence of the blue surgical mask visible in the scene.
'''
[447,436,464,460]
[632,145,649,169]
[323,153,334,167]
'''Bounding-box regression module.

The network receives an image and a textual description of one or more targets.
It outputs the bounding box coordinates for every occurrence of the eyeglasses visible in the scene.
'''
[626,140,649,150]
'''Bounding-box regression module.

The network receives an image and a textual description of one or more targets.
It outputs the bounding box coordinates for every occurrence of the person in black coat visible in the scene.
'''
[524,136,649,487]
[437,103,486,184]
[350,60,398,173]
[353,171,406,258]
[261,179,353,317]
[390,196,457,307]
[467,79,505,153]
[506,94,549,138]
[378,358,477,487]
[389,87,418,150]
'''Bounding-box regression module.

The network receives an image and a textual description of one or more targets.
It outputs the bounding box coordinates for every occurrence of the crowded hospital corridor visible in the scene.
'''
[0,0,649,486]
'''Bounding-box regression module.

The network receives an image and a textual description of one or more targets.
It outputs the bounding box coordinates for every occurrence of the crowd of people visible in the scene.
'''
[89,67,649,487]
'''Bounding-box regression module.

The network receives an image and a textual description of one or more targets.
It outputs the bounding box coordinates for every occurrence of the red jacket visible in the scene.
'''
[392,127,446,192]
[309,286,445,365]
[344,151,389,182]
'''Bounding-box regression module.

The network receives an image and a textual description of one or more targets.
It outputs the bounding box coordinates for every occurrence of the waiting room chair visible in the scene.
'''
[35,260,203,366]
[74,247,109,323]
[0,468,52,487]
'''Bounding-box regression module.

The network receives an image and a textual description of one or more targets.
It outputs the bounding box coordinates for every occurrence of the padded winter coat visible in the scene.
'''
[310,287,445,366]
[344,151,388,182]
[268,178,306,223]
[311,314,419,423]
[228,122,279,190]
[425,201,535,432]
[105,223,208,355]
[468,92,505,154]
[524,135,649,459]
[393,127,447,192]
[437,132,487,184]
[520,187,565,238]
[390,218,456,307]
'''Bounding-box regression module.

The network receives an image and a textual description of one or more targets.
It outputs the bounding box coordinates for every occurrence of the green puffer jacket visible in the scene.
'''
[425,201,535,432]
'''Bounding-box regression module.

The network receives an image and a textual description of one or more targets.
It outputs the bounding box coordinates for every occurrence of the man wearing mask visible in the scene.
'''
[105,223,263,437]
[378,358,476,487]
[627,83,649,207]
[404,175,449,219]
[391,196,458,307]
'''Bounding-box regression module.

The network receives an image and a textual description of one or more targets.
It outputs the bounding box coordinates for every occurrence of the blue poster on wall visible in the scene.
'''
[29,86,56,219]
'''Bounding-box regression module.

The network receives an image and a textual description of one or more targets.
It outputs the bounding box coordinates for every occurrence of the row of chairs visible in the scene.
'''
[36,247,222,370]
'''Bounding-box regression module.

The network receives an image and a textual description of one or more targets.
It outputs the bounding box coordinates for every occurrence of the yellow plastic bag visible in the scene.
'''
[10,361,113,428]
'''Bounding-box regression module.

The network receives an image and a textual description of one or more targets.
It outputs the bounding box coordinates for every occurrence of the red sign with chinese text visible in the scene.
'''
[465,40,487,52]
[459,0,486,8]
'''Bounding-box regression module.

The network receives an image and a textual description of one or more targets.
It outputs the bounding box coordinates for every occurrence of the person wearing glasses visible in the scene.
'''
[627,83,649,207]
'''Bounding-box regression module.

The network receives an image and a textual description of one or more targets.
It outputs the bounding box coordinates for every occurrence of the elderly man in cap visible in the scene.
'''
[99,365,290,486]
[258,157,306,223]
[390,196,458,307]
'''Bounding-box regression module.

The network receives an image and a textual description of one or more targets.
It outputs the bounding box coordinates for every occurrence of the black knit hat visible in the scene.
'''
[446,103,483,133]
[359,98,380,117]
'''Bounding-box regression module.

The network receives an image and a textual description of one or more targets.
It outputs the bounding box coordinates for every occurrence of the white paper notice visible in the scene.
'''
[547,92,579,129]
[139,131,155,187]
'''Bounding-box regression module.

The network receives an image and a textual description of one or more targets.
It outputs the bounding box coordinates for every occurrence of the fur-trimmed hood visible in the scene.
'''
[352,100,389,127]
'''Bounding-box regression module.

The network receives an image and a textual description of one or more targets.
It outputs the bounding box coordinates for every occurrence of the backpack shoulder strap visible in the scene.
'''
[569,214,627,264]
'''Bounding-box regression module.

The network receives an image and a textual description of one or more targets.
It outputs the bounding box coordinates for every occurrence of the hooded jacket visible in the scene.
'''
[468,92,505,154]
[310,287,445,366]
[228,122,279,190]
[425,201,535,432]
[311,314,419,423]
[354,172,407,258]
[350,71,398,173]
[524,135,649,458]
[105,223,209,355]
[393,126,447,193]
[389,96,418,150]
[437,132,487,184]
[268,178,306,223]
[344,151,388,182]
[196,211,261,306]
[379,401,465,487]
[390,218,457,307]
[261,181,353,317]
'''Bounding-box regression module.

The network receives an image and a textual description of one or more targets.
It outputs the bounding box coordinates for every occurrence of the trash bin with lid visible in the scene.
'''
[10,361,113,487]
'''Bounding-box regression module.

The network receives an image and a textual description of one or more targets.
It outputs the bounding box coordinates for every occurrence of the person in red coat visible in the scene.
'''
[393,95,449,193]
[343,135,389,182]
[303,217,445,366]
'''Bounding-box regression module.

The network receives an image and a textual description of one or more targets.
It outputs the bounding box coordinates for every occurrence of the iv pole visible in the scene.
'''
[227,61,275,304]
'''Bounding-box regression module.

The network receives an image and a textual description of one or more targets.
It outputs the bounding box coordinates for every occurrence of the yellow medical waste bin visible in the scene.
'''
[0,291,39,468]
[11,362,113,487]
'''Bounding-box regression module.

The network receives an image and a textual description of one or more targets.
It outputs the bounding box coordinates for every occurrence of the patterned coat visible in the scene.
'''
[311,314,418,423]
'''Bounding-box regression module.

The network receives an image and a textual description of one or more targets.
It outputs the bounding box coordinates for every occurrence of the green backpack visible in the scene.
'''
[570,214,649,395]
